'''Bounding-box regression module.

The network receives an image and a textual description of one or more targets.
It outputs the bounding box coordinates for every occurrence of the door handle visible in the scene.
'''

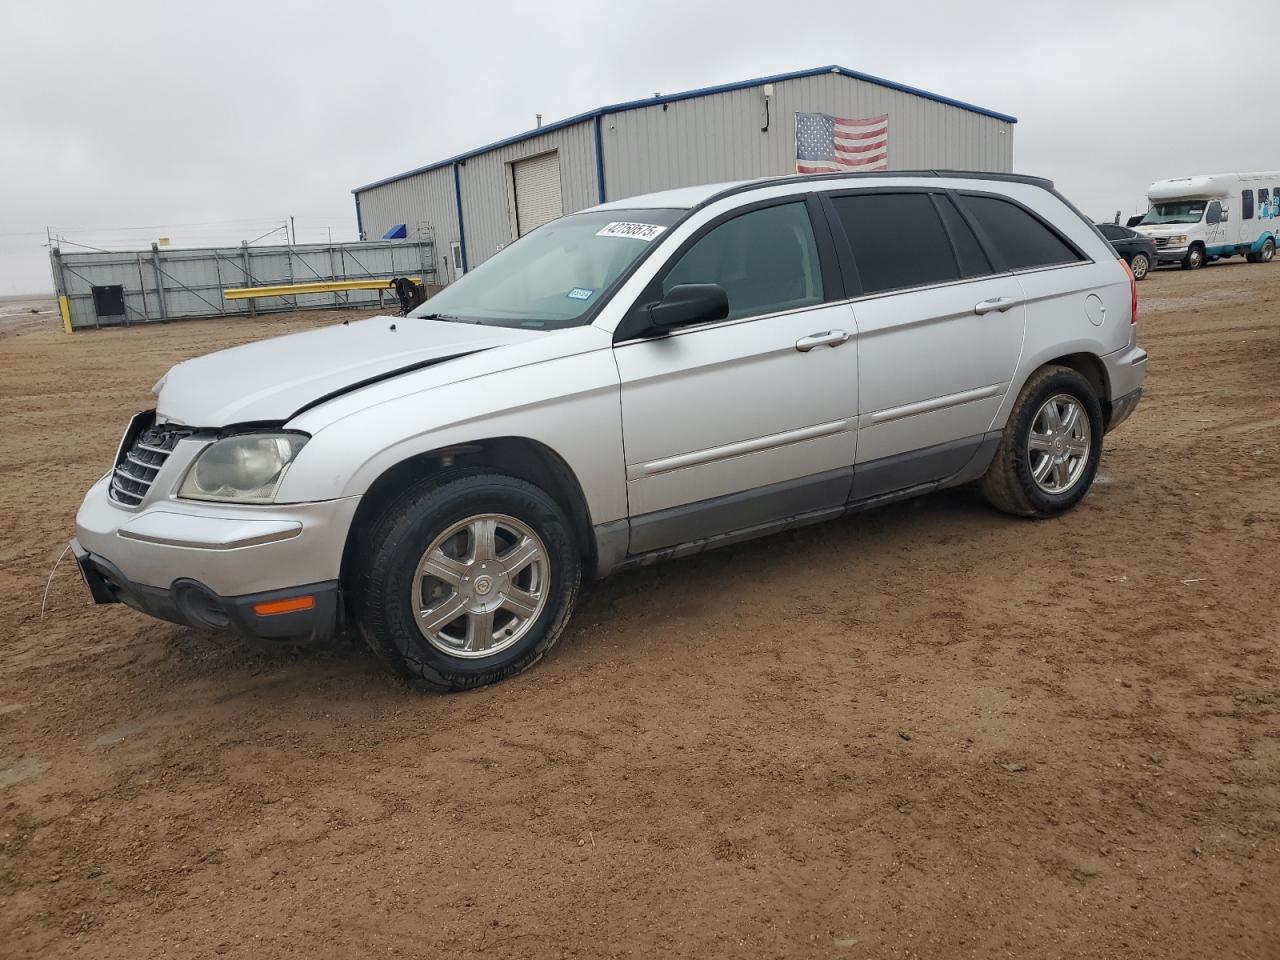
[974,297,1019,316]
[795,330,850,352]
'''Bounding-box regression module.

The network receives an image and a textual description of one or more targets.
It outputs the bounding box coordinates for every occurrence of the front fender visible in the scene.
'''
[274,344,628,527]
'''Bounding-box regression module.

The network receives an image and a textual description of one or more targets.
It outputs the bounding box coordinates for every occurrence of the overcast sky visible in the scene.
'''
[2,0,1275,295]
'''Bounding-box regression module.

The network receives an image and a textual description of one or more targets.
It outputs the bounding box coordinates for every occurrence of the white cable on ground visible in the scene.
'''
[40,543,71,620]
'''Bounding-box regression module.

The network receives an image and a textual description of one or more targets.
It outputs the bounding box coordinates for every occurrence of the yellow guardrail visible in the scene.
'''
[222,277,420,300]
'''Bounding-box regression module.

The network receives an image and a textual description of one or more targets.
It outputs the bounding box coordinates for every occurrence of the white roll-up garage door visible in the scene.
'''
[513,152,563,236]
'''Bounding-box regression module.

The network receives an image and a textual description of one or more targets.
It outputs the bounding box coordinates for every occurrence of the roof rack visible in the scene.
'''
[697,170,1055,208]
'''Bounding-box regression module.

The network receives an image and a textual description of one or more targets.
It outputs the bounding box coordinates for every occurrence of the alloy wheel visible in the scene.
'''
[1027,394,1091,494]
[411,513,549,658]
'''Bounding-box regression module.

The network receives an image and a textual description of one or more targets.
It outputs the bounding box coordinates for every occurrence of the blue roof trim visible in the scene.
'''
[352,65,1017,194]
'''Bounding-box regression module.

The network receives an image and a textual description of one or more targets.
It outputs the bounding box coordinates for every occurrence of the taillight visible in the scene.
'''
[1120,258,1137,324]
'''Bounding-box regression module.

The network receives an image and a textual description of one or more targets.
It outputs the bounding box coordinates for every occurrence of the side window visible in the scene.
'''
[1207,201,1222,225]
[1098,224,1123,241]
[662,202,823,321]
[1259,188,1270,215]
[958,194,1085,270]
[935,195,994,277]
[1242,189,1254,220]
[829,192,960,294]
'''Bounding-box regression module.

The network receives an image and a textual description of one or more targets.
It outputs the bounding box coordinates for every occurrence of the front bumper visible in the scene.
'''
[72,539,341,640]
[1153,245,1188,263]
[73,474,360,639]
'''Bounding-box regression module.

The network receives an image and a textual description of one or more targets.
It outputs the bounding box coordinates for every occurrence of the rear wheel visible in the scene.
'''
[1130,252,1150,280]
[352,472,581,691]
[1182,245,1205,270]
[1247,238,1275,264]
[979,366,1103,519]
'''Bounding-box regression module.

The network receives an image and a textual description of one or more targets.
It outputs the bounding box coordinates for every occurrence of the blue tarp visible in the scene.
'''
[382,223,408,239]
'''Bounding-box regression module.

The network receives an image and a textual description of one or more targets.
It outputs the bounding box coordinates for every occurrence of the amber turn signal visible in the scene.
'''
[253,595,315,616]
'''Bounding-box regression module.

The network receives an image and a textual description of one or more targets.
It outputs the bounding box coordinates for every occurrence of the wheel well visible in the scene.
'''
[1043,352,1111,422]
[339,437,596,591]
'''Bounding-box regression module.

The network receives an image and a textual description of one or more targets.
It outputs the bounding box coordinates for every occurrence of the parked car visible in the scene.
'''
[1096,223,1157,280]
[72,171,1147,691]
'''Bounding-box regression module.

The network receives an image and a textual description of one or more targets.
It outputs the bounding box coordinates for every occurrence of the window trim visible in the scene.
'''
[951,189,1092,273]
[931,192,996,279]
[613,193,841,343]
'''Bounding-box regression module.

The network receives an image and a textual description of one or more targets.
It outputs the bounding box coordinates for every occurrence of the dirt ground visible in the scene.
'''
[1,261,1277,959]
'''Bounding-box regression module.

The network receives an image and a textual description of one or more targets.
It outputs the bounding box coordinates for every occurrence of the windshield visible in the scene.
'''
[409,207,684,329]
[1140,201,1207,225]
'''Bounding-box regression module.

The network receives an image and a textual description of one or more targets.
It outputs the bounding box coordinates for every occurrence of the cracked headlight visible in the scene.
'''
[178,433,308,504]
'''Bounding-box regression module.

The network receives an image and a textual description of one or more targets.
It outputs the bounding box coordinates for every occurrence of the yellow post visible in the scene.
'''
[58,295,72,334]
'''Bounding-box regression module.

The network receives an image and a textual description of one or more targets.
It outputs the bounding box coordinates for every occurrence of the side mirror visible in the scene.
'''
[646,283,729,332]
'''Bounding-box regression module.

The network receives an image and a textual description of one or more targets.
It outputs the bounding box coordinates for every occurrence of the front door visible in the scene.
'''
[613,199,858,555]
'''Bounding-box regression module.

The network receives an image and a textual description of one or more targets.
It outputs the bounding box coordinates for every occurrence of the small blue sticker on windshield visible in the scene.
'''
[566,287,595,301]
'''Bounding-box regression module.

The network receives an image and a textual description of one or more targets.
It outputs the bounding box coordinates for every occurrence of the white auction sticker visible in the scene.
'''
[596,221,667,242]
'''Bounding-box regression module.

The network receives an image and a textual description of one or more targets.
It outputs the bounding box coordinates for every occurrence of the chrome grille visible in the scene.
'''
[110,418,191,506]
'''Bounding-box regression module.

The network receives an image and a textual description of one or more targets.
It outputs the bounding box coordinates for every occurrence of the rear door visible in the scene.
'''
[613,196,858,554]
[821,189,1027,500]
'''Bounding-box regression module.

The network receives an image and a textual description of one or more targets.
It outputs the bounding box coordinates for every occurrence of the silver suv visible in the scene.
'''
[73,172,1147,690]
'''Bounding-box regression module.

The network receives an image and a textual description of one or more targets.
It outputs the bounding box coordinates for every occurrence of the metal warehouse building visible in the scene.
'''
[352,65,1016,284]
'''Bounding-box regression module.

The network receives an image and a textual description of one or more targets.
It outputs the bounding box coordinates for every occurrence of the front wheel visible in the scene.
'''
[1130,252,1150,280]
[352,472,582,691]
[1182,246,1205,270]
[979,366,1104,519]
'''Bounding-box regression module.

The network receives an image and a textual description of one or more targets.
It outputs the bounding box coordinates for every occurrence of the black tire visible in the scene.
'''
[1130,252,1150,280]
[1181,245,1205,270]
[979,366,1104,519]
[1248,237,1275,264]
[351,472,581,691]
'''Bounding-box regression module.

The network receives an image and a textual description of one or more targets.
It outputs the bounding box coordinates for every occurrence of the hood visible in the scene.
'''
[156,315,543,427]
[1134,222,1196,236]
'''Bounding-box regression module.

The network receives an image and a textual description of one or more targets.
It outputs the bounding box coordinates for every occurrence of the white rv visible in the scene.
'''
[1134,172,1279,269]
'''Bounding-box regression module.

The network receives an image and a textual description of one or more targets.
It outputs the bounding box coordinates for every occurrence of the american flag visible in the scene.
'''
[795,112,889,173]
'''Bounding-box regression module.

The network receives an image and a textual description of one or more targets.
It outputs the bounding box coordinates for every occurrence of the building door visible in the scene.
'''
[512,152,563,236]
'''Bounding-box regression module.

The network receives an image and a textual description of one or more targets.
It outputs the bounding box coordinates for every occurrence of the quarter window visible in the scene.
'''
[662,202,824,321]
[958,194,1084,270]
[1242,189,1255,220]
[829,192,961,294]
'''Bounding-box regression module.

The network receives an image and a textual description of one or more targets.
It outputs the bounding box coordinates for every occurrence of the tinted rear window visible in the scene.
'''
[958,195,1084,270]
[829,192,959,294]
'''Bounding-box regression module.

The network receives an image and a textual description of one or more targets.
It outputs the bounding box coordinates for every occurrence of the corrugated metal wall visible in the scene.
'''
[53,239,434,330]
[457,120,598,265]
[603,72,1013,199]
[352,72,1013,281]
[354,167,460,279]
